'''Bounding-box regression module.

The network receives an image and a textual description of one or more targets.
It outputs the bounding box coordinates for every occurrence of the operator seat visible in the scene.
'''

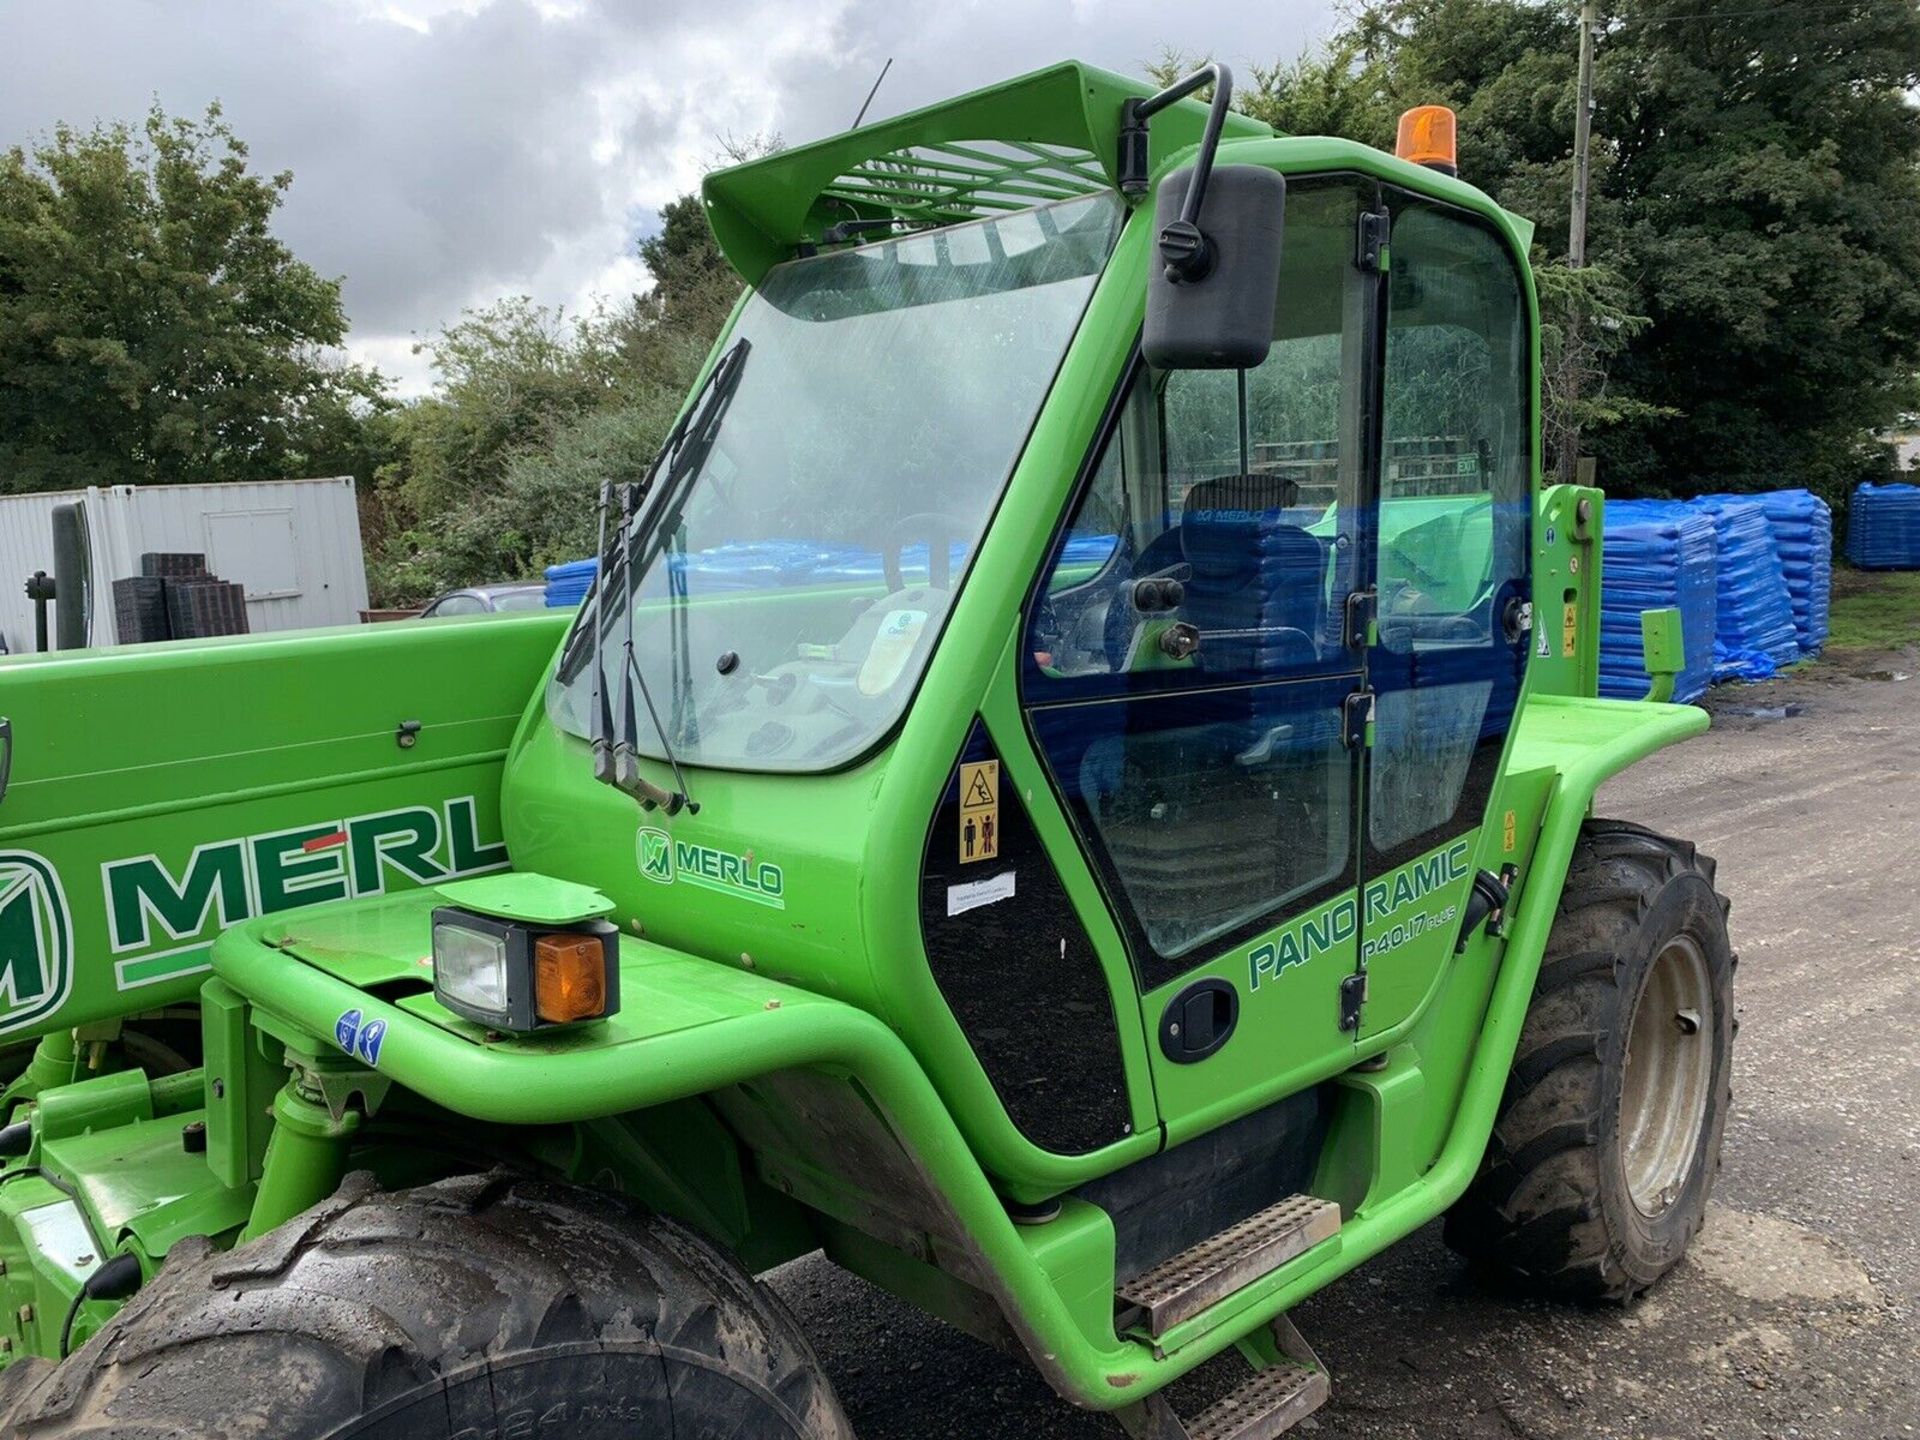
[1178,474,1326,676]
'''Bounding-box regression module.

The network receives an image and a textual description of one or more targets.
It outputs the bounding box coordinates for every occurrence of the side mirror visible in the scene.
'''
[1118,64,1286,370]
[1144,164,1286,369]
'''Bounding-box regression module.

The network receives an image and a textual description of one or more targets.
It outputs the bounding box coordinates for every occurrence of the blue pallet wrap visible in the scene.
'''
[1598,501,1717,703]
[1700,489,1831,654]
[1687,495,1800,678]
[1846,481,1920,570]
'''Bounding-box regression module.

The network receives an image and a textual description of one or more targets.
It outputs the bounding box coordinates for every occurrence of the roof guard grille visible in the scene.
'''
[822,140,1109,223]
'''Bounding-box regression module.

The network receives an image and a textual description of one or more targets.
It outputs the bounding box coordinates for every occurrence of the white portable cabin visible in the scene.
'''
[0,477,370,654]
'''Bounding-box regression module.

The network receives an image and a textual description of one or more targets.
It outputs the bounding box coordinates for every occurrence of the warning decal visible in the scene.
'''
[958,759,999,864]
[1562,601,1579,658]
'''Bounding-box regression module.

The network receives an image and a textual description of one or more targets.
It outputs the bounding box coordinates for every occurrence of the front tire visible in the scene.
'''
[1444,819,1735,1300]
[1,1173,853,1439]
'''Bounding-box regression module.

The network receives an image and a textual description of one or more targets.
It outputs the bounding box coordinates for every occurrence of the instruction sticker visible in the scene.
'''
[1562,602,1579,658]
[1503,809,1517,852]
[334,1008,387,1066]
[958,759,1000,863]
[947,870,1016,916]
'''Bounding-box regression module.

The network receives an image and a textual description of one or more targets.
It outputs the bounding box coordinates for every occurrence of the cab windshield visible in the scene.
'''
[550,191,1121,772]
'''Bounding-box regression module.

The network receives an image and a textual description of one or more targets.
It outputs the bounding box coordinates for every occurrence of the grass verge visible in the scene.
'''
[1826,566,1920,651]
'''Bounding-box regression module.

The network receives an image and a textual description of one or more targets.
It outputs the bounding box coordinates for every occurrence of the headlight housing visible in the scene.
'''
[430,907,620,1032]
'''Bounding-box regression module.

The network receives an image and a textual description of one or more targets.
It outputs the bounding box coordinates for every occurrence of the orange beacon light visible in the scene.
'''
[1396,105,1458,176]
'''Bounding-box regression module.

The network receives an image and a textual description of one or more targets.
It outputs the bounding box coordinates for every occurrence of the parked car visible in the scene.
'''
[417,582,548,618]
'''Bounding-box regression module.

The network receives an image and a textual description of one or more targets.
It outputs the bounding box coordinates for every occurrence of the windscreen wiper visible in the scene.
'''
[613,485,698,815]
[582,337,750,813]
[560,337,751,686]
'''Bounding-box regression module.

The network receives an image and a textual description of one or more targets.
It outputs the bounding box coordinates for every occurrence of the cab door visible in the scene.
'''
[1354,191,1534,1039]
[1020,178,1385,1138]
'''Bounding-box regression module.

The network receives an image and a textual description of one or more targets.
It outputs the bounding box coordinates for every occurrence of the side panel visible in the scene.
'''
[0,613,565,1036]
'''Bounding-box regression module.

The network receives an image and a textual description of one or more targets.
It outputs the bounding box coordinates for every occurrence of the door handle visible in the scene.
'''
[0,717,12,810]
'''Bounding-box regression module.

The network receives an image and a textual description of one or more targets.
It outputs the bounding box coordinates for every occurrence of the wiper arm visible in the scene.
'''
[624,338,751,585]
[612,484,698,815]
[588,481,618,785]
[558,338,752,688]
[575,337,752,813]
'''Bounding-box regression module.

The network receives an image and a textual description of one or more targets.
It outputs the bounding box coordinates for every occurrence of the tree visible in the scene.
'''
[1599,0,1920,495]
[638,194,741,335]
[1239,0,1920,503]
[0,103,383,493]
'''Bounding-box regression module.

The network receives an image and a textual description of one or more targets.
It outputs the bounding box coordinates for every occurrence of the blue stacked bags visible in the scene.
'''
[1700,490,1831,654]
[1686,496,1800,680]
[1598,501,1717,703]
[1846,481,1920,570]
[543,557,598,607]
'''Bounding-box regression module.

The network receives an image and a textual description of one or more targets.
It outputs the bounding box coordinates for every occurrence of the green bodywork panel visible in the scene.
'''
[436,872,613,924]
[0,62,1714,1412]
[1640,607,1686,702]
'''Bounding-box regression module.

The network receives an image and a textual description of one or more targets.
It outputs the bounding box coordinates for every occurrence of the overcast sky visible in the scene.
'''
[0,0,1332,394]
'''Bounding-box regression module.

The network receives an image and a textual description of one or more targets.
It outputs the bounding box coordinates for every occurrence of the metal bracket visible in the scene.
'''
[1356,209,1391,274]
[1338,972,1367,1032]
[1343,588,1377,651]
[288,1049,392,1123]
[1341,690,1375,750]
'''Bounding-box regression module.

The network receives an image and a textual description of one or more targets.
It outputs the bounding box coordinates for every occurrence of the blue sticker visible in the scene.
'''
[1545,526,1557,546]
[355,1018,387,1067]
[335,1008,362,1054]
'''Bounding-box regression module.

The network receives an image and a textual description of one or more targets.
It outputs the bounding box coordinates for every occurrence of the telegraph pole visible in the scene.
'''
[1569,0,1596,268]
[1561,0,1598,483]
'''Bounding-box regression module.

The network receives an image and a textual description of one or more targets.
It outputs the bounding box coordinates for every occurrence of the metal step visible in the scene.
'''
[1115,1194,1341,1338]
[1118,1316,1331,1440]
[1189,1361,1329,1440]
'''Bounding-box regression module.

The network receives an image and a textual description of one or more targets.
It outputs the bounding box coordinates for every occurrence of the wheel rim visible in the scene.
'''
[1619,934,1715,1218]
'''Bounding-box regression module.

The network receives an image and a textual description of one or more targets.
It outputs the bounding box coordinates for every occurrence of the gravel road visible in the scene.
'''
[767,643,1920,1439]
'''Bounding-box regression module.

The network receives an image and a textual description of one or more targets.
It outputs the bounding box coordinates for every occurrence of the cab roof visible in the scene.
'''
[700,60,1272,286]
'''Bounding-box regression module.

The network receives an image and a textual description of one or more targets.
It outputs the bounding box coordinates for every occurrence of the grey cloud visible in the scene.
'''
[1,0,1333,374]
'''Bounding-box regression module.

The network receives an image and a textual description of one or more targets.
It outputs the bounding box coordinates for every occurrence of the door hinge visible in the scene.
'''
[1344,588,1377,651]
[1342,689,1375,750]
[1338,971,1367,1032]
[1356,210,1391,274]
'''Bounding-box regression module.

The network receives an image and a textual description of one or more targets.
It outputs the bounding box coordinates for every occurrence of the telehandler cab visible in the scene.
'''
[0,61,1732,1439]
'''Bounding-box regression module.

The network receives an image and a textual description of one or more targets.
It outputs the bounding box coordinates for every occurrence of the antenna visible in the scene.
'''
[852,57,893,129]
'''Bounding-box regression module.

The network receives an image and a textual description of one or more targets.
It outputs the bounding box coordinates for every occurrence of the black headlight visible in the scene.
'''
[430,907,619,1032]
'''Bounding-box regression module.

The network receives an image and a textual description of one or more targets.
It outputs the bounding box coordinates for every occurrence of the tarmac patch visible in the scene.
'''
[1686,1204,1882,1306]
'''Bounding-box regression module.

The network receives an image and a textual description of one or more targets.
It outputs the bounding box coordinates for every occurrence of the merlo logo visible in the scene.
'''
[637,828,674,884]
[0,853,72,1033]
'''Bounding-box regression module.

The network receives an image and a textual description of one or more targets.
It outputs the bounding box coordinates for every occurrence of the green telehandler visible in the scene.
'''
[0,61,1732,1439]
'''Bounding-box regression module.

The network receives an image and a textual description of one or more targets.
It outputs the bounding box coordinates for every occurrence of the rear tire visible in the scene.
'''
[1444,819,1735,1301]
[0,1172,853,1439]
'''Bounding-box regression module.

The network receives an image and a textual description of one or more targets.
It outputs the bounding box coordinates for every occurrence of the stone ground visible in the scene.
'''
[768,640,1920,1440]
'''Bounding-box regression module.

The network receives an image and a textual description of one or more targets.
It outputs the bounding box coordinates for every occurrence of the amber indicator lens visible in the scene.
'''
[534,932,610,1023]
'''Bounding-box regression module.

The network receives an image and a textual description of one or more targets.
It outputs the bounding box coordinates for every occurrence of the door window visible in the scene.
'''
[1023,180,1372,988]
[1368,197,1531,868]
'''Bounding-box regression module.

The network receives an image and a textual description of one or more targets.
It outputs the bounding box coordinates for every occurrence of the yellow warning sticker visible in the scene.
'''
[958,759,1000,864]
[1502,808,1517,852]
[1562,601,1579,658]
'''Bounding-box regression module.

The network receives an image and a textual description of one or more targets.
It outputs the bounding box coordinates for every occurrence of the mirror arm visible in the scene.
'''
[1117,63,1236,283]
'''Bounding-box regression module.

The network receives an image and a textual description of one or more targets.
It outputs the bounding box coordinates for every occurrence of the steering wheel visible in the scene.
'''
[882,512,969,593]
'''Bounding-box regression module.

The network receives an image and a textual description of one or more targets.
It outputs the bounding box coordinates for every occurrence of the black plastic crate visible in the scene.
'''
[112,576,172,644]
[140,552,208,579]
[163,578,250,638]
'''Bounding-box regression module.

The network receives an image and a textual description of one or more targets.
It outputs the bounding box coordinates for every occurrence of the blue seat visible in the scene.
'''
[1179,476,1327,677]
